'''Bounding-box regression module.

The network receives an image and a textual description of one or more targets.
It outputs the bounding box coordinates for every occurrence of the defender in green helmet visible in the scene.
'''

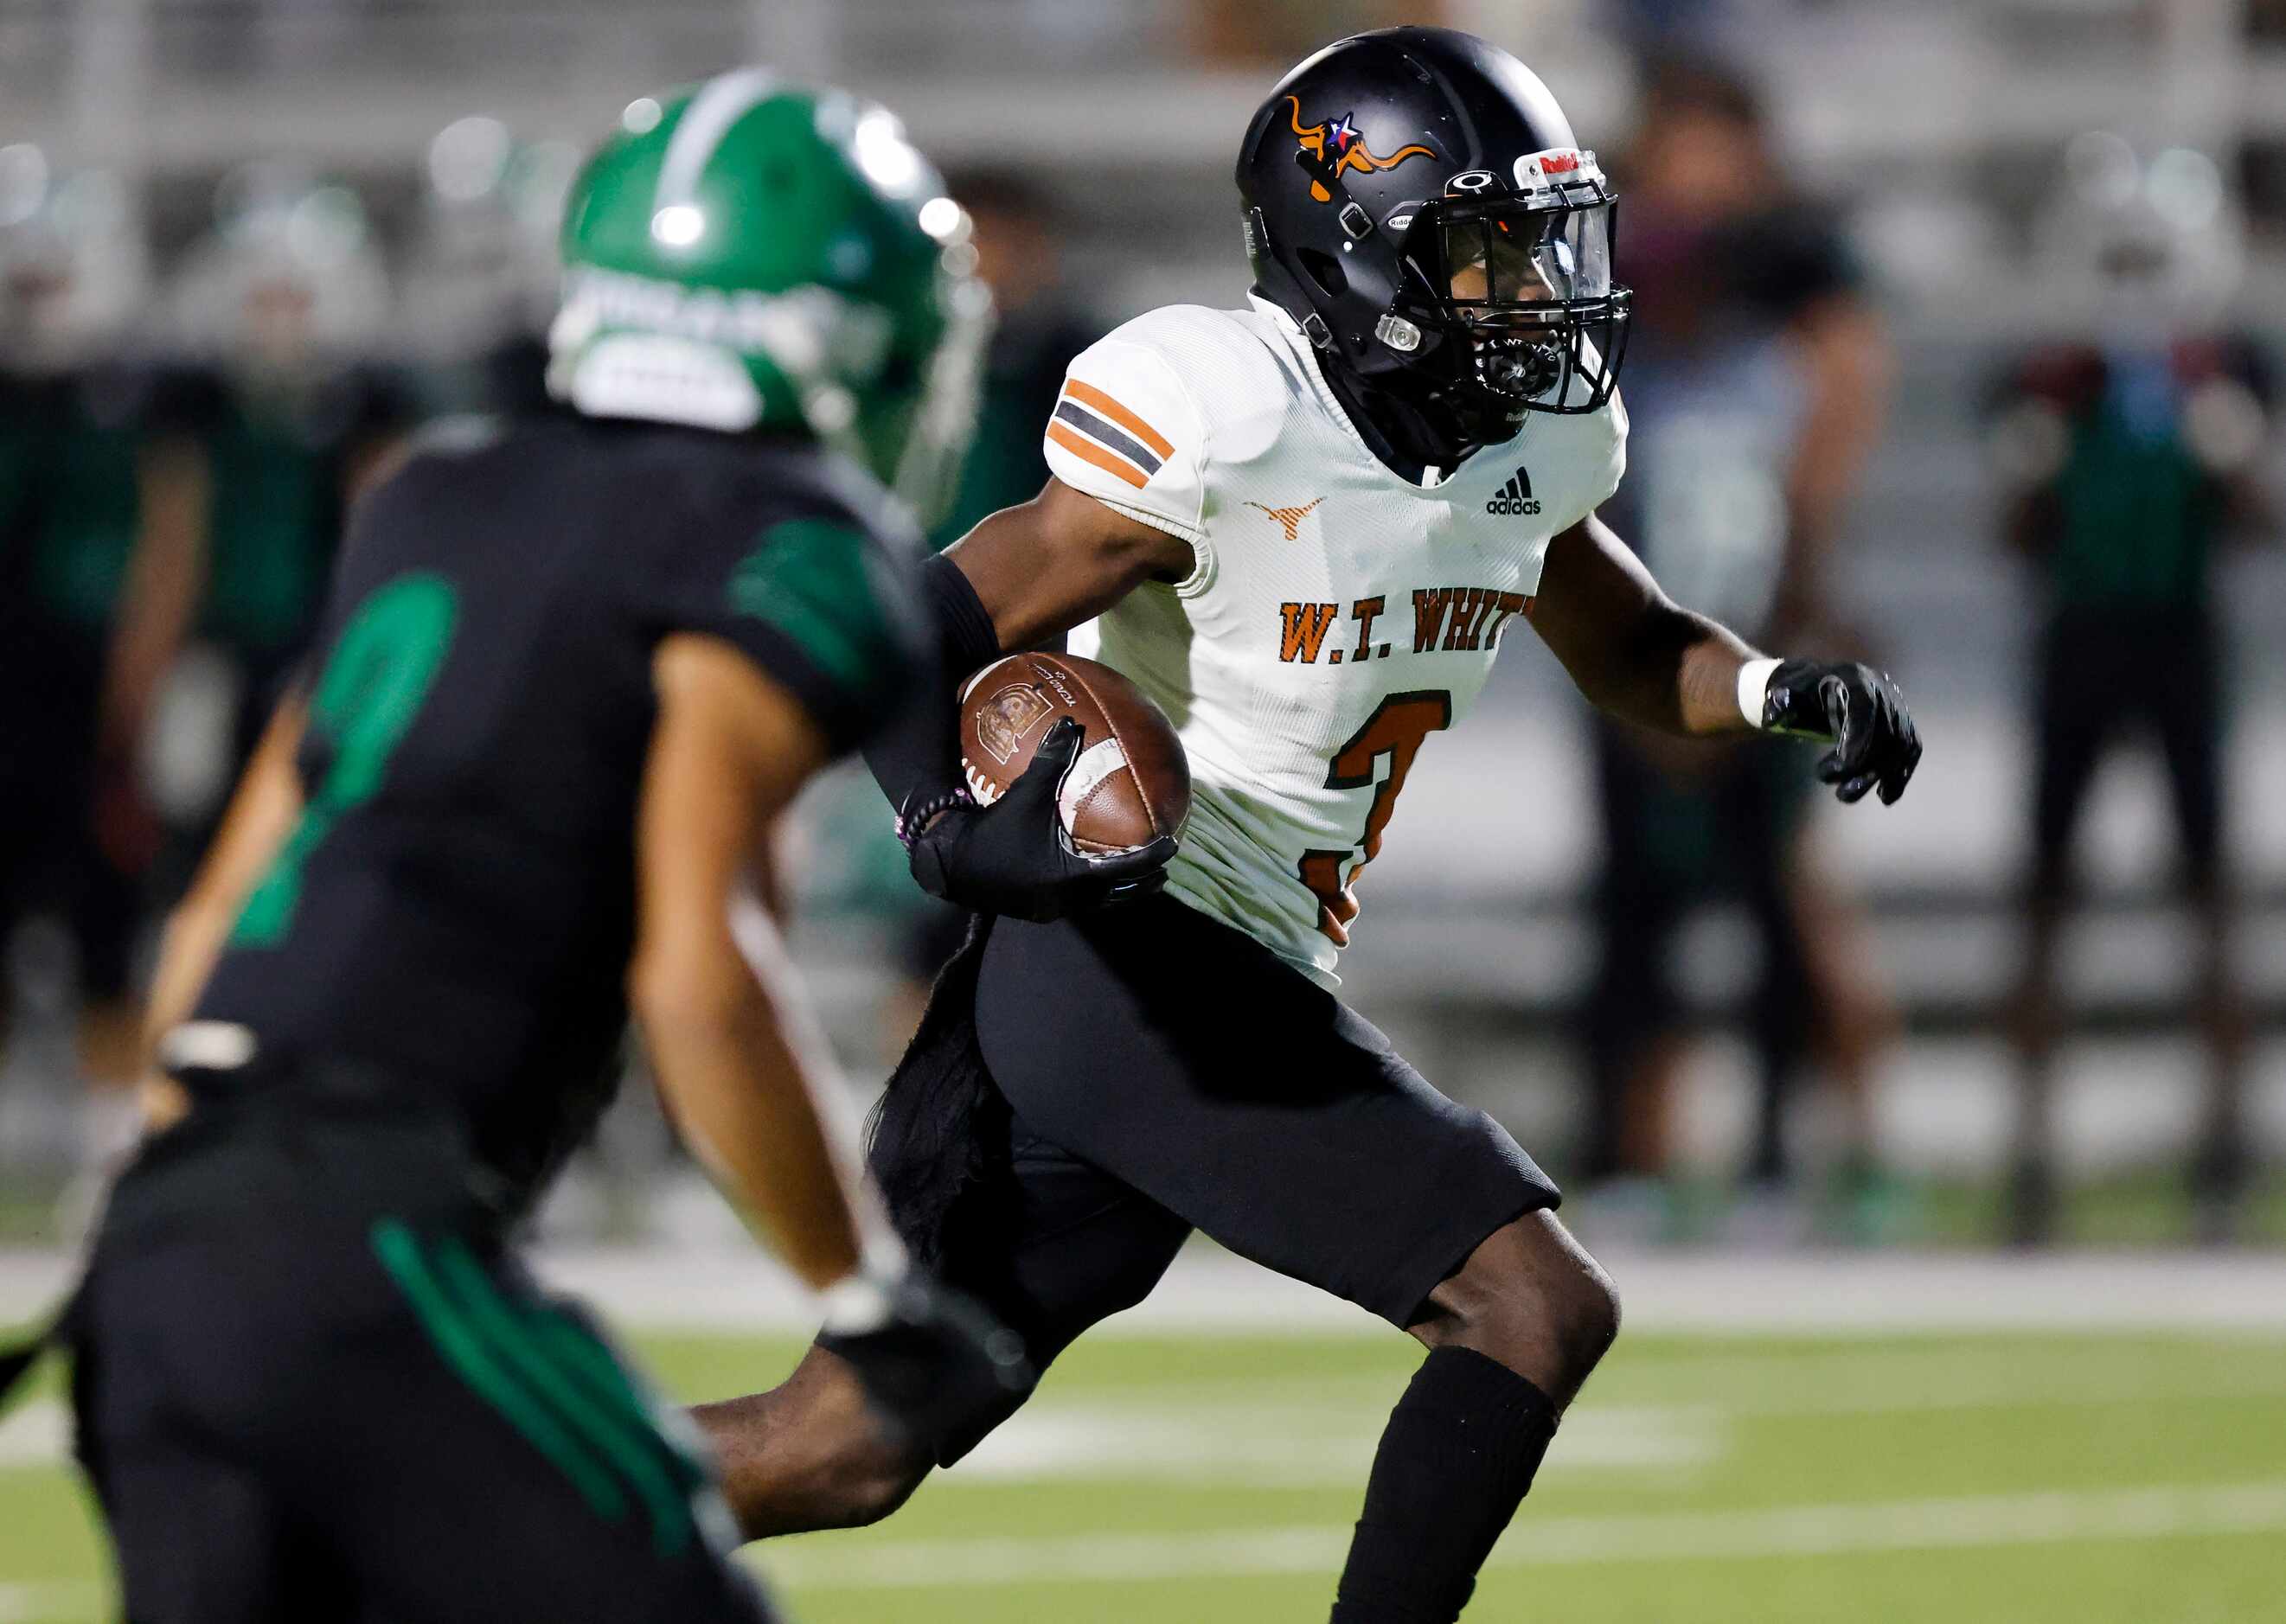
[549,72,992,523]
[48,76,1022,1622]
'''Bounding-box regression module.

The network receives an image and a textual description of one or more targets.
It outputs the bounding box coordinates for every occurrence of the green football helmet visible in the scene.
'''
[548,72,990,522]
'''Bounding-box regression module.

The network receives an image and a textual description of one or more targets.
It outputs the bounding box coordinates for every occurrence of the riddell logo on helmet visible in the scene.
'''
[1286,98,1436,203]
[1486,467,1541,516]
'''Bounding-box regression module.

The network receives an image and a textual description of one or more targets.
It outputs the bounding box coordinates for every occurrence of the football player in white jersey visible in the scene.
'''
[696,28,1920,1621]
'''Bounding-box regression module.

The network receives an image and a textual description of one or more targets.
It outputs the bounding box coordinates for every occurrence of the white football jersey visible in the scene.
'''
[1047,296,1626,986]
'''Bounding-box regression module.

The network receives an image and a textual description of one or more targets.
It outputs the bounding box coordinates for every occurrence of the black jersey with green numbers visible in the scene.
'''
[189,411,927,1207]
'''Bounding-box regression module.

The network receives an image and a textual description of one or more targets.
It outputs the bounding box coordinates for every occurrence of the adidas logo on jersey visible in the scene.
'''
[1486,467,1542,517]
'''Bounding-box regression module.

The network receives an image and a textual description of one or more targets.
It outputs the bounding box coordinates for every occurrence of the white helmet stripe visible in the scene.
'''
[654,68,779,211]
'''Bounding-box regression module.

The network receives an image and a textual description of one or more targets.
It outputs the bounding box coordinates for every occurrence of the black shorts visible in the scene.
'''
[73,1092,773,1624]
[0,633,142,1001]
[2033,604,2221,892]
[899,893,1559,1461]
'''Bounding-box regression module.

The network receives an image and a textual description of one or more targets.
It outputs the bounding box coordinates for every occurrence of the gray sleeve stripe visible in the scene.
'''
[1051,401,1164,476]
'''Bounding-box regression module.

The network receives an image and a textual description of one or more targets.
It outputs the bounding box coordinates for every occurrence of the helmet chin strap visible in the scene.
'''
[1314,340,1496,481]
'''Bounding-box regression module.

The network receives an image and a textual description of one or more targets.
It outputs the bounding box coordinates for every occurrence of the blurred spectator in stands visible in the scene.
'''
[1579,55,1898,1240]
[0,151,161,1104]
[1610,0,1745,52]
[1989,135,2272,1244]
[928,168,1100,547]
[399,117,578,420]
[126,167,418,867]
[1192,0,1445,67]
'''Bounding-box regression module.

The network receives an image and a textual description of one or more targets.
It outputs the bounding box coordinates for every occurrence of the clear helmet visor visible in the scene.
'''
[1440,199,1615,308]
[1394,189,1630,416]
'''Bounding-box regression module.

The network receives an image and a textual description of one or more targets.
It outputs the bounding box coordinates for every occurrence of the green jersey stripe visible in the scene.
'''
[426,1237,698,1557]
[525,1309,708,1490]
[369,1220,630,1525]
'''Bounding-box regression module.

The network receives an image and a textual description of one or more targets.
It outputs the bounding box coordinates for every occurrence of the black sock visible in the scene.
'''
[1330,1346,1560,1624]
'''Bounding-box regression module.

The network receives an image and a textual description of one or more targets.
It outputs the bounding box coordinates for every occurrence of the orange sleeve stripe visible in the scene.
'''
[1060,380,1176,461]
[1047,422,1149,489]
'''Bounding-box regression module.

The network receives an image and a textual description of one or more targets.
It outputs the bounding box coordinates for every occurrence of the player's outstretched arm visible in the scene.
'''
[861,477,1189,920]
[631,634,893,1290]
[1532,515,1923,805]
[639,636,1031,1488]
[138,692,307,1132]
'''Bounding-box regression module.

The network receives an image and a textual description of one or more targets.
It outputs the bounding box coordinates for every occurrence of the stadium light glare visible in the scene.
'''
[919,195,964,240]
[853,109,924,197]
[650,204,705,247]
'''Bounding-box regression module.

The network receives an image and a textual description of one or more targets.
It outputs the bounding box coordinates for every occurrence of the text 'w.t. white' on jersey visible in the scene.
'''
[1044,295,1626,986]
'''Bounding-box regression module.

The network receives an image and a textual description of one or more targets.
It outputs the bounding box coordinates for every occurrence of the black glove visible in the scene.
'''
[906,717,1178,922]
[1761,658,1924,806]
[816,1272,1034,1463]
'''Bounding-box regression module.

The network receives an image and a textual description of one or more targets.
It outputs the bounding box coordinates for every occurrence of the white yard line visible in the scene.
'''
[10,1245,2286,1333]
[542,1246,2286,1334]
[760,1479,2286,1591]
[952,1397,1720,1486]
[0,1399,66,1467]
[0,1582,100,1624]
[12,1347,2283,1479]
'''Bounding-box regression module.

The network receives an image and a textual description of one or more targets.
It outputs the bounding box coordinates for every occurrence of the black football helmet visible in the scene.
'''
[1237,26,1629,430]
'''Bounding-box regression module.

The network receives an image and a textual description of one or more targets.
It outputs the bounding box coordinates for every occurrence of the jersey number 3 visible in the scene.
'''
[1297,689,1452,946]
[233,572,461,948]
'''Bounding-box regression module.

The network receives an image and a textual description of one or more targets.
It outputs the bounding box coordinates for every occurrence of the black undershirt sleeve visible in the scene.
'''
[862,551,1002,819]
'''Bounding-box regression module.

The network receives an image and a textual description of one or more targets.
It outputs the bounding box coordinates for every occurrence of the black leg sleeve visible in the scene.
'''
[1331,1347,1561,1623]
[862,552,1003,819]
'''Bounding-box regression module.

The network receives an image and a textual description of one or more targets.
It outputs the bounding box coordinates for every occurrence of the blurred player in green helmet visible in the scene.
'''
[548,77,991,521]
[41,76,1021,1622]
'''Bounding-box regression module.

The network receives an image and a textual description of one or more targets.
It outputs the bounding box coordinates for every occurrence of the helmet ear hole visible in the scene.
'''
[1297,247,1348,300]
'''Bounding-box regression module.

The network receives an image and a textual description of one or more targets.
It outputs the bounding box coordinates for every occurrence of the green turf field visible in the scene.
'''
[7,1325,2286,1622]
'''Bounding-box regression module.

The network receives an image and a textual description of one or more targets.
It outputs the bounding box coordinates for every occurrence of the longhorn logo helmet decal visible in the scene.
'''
[1286,97,1436,203]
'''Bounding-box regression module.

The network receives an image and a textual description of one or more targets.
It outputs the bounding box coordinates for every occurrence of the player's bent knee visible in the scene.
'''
[1554,1252,1623,1373]
[1417,1211,1621,1402]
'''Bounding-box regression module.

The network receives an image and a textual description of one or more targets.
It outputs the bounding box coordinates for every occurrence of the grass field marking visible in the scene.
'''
[954,1395,1720,1487]
[1674,1351,2286,1419]
[1020,1338,2286,1422]
[946,1393,1728,1486]
[19,1250,2286,1333]
[759,1478,2286,1591]
[0,1581,101,1623]
[13,1346,2283,1481]
[0,1400,66,1469]
[935,1345,2286,1490]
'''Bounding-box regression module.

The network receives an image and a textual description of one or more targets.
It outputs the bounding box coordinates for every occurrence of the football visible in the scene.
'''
[957,652,1191,855]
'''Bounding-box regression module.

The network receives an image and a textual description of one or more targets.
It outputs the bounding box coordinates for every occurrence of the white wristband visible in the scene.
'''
[820,1268,901,1337]
[817,1233,913,1336]
[1737,657,1783,729]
